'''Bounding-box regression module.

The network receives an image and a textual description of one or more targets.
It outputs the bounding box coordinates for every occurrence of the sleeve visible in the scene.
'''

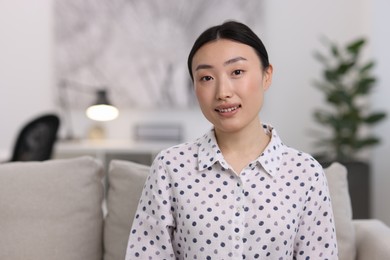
[125,152,176,259]
[294,165,339,260]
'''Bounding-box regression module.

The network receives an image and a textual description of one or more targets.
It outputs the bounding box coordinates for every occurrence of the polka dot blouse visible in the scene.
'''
[125,124,338,259]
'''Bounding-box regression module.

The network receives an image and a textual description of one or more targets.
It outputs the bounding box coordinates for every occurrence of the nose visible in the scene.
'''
[215,77,233,100]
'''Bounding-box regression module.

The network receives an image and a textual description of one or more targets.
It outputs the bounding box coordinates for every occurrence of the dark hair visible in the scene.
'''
[187,20,269,80]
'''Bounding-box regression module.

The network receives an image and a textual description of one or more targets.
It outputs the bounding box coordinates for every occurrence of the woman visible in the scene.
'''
[126,21,338,259]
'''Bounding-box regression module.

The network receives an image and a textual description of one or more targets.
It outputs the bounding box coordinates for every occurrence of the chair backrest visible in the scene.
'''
[10,114,60,162]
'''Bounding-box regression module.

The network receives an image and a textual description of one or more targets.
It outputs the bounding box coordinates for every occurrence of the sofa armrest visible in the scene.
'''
[353,219,390,260]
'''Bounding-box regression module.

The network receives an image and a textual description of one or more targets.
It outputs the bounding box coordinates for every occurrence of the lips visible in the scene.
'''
[215,104,241,113]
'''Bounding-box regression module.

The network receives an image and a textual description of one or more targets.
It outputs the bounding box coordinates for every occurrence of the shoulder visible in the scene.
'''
[283,145,324,178]
[284,146,321,166]
[151,133,208,171]
[267,124,322,172]
[157,139,199,160]
[156,129,214,162]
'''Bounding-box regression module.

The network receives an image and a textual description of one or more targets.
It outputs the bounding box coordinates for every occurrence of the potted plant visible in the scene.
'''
[312,37,386,218]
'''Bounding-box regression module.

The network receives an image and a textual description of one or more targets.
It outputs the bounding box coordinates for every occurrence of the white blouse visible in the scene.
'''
[126,125,338,259]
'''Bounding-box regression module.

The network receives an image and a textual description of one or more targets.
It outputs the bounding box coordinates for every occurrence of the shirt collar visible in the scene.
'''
[196,129,229,171]
[256,124,285,177]
[196,124,286,176]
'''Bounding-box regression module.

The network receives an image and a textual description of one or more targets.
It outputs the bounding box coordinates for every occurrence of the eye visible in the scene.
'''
[200,75,214,82]
[232,69,244,76]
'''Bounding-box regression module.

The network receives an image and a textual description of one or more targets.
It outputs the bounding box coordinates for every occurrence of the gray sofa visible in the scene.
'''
[0,156,389,260]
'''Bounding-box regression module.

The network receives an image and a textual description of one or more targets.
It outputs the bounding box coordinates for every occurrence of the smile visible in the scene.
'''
[215,105,241,113]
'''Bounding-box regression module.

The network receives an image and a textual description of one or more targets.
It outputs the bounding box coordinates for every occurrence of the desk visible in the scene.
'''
[54,139,175,168]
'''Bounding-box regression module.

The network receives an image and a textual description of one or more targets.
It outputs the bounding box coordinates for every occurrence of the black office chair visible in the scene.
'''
[9,114,60,162]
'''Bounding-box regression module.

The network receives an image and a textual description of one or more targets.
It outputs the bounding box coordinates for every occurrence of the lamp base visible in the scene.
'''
[87,124,106,140]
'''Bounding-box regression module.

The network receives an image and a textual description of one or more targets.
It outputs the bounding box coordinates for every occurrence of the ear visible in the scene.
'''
[262,64,273,91]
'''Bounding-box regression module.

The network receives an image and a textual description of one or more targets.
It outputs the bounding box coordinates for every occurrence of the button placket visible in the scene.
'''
[232,175,245,259]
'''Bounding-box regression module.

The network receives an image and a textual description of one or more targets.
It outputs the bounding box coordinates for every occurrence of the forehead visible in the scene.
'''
[192,39,260,67]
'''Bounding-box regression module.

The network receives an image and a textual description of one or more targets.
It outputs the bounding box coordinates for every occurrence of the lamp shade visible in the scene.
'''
[86,90,119,121]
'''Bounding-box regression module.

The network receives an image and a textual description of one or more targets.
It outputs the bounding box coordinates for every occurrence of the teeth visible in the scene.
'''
[217,106,239,113]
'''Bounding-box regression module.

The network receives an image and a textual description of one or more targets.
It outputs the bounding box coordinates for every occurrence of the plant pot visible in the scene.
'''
[320,160,370,219]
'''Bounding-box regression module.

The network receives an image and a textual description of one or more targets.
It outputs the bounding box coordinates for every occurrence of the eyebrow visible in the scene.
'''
[195,56,247,71]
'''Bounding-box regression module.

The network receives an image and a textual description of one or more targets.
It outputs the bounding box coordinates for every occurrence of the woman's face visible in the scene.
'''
[191,39,273,134]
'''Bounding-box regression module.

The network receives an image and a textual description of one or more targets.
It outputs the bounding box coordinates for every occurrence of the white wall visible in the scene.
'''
[0,0,57,158]
[371,0,390,225]
[1,0,389,224]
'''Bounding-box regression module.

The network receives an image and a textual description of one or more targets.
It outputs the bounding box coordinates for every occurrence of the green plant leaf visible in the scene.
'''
[331,44,339,57]
[313,110,335,125]
[359,61,375,73]
[328,116,346,130]
[354,77,376,95]
[364,112,387,124]
[324,69,339,81]
[313,111,329,124]
[354,137,380,149]
[336,61,355,75]
[327,89,350,105]
[346,38,366,54]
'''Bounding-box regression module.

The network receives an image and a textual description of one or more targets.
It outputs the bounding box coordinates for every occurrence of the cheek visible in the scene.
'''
[240,75,263,94]
[194,86,212,104]
[194,86,202,101]
[242,77,266,108]
[194,87,215,121]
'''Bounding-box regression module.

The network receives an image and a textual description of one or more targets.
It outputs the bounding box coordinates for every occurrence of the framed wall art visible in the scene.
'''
[55,0,265,109]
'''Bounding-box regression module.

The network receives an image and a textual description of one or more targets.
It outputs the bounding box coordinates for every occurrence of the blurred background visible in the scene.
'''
[0,0,389,224]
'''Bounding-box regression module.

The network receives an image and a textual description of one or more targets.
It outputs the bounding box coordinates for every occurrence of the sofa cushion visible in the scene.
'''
[103,160,355,260]
[324,162,356,260]
[0,156,104,260]
[104,160,149,260]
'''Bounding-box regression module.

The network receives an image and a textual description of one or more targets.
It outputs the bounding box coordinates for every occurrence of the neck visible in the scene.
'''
[215,120,270,173]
